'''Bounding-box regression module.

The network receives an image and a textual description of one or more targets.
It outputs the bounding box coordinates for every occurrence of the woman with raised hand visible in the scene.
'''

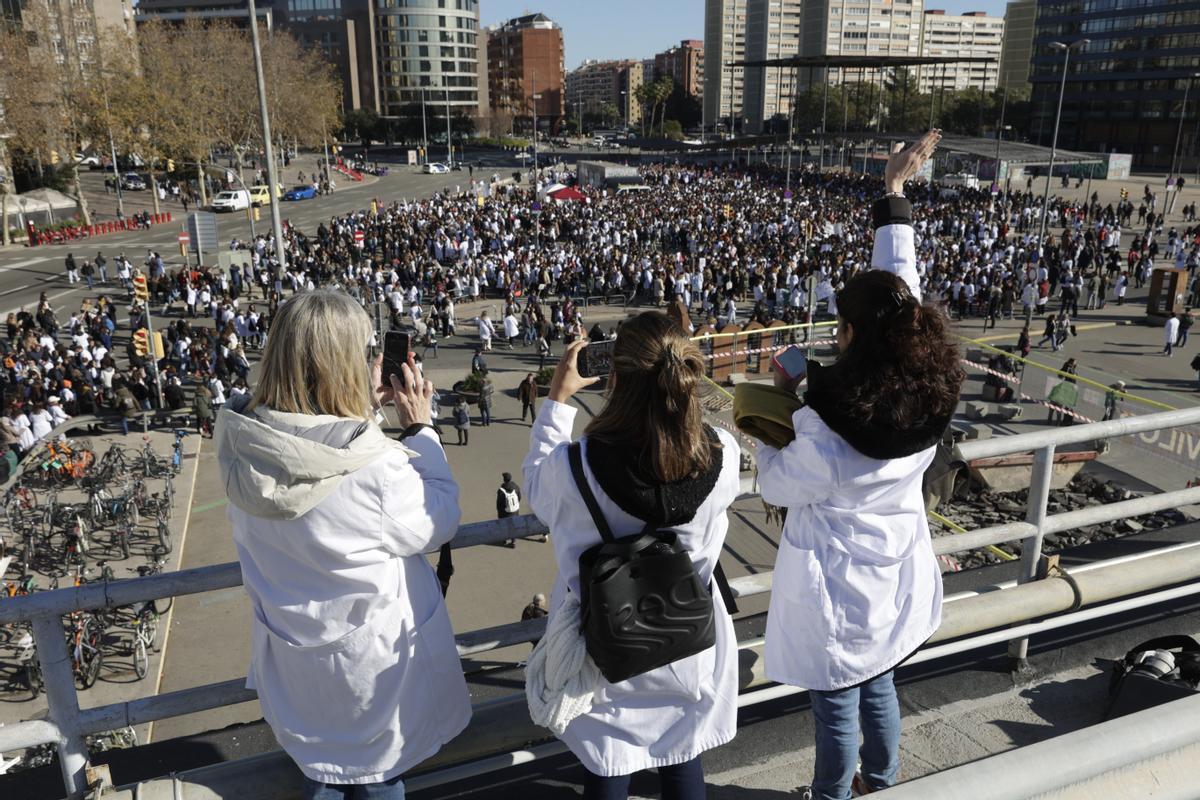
[216,289,469,800]
[758,131,964,800]
[523,312,742,800]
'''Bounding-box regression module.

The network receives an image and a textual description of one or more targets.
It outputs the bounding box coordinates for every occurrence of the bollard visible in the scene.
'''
[165,212,171,223]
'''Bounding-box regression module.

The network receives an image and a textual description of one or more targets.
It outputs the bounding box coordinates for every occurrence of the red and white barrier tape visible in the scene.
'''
[961,358,1096,424]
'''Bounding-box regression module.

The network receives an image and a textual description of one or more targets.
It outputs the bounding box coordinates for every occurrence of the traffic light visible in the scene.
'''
[50,150,60,165]
[152,331,165,360]
[167,159,175,172]
[132,274,149,302]
[132,329,149,358]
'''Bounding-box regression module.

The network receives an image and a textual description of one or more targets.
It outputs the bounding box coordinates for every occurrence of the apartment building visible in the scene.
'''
[654,39,704,97]
[800,0,925,86]
[918,10,1004,92]
[998,0,1036,91]
[565,59,643,128]
[486,12,564,131]
[743,0,802,133]
[703,0,747,131]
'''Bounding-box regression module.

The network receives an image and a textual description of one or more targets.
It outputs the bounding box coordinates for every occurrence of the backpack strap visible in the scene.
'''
[568,442,616,544]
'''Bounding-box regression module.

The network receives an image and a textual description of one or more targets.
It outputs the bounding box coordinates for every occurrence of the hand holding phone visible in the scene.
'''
[771,345,808,389]
[381,331,412,390]
[577,339,616,379]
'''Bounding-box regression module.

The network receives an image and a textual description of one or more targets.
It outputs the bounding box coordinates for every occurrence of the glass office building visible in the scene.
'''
[375,0,481,117]
[1031,0,1200,169]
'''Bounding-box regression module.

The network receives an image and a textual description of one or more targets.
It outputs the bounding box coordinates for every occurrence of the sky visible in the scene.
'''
[480,0,1009,71]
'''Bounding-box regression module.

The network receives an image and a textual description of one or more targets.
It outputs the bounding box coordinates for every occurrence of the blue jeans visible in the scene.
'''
[809,670,900,800]
[301,774,404,800]
[582,756,705,800]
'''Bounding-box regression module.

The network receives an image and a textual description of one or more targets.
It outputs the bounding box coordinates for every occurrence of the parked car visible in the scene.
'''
[423,162,449,174]
[283,185,317,201]
[120,172,147,191]
[76,153,102,169]
[248,184,282,206]
[211,189,251,212]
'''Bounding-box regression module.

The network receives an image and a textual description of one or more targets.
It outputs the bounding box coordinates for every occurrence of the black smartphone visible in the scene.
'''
[577,339,616,379]
[381,330,411,389]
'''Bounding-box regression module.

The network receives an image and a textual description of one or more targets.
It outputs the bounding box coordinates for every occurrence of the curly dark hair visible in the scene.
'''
[830,270,964,429]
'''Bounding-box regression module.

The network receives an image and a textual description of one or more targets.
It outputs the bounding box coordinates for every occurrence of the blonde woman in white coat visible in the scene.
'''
[758,131,964,800]
[523,313,741,800]
[216,290,470,800]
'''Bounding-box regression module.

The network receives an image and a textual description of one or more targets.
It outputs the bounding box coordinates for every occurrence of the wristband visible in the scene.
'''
[399,422,436,440]
[884,191,906,200]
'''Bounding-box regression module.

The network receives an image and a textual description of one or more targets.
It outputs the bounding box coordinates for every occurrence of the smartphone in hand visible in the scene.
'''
[771,345,808,382]
[381,331,412,389]
[577,339,616,379]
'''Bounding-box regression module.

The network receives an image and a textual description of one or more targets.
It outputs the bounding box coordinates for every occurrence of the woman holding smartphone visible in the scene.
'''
[758,131,964,800]
[523,313,742,800]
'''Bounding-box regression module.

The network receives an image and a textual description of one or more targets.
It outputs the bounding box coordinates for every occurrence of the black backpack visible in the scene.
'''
[568,443,716,684]
[1106,635,1200,720]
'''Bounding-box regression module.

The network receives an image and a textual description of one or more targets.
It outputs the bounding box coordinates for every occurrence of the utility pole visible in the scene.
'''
[993,83,1009,197]
[322,117,333,193]
[444,85,453,166]
[1035,39,1089,260]
[532,89,542,186]
[247,0,287,273]
[421,87,429,164]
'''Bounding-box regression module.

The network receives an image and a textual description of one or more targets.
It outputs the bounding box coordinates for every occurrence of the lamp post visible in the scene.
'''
[1035,39,1089,259]
[444,84,452,166]
[532,91,542,185]
[1169,73,1200,180]
[246,0,287,273]
[992,82,1010,196]
[420,87,428,165]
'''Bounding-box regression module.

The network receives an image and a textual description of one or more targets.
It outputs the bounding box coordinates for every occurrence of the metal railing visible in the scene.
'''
[5,407,1200,797]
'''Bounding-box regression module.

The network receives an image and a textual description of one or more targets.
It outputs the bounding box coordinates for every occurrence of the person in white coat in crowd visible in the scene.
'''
[757,131,965,800]
[477,310,496,351]
[523,314,741,800]
[216,290,470,800]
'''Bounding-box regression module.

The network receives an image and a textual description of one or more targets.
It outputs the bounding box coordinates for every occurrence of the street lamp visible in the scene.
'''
[619,90,628,130]
[1035,39,1089,259]
[532,91,542,182]
[420,86,429,165]
[1169,73,1200,180]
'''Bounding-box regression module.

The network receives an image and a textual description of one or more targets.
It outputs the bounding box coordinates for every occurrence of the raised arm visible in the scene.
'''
[870,130,941,300]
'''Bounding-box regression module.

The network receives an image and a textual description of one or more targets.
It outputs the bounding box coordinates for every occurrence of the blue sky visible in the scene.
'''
[481,0,1009,70]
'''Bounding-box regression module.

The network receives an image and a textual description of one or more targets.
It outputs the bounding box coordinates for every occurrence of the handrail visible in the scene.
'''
[955,405,1200,460]
[7,405,1200,797]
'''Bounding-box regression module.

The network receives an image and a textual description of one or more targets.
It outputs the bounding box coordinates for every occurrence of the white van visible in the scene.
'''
[212,189,251,212]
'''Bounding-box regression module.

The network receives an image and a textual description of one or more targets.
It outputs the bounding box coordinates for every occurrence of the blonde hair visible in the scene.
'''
[584,312,717,482]
[249,290,373,419]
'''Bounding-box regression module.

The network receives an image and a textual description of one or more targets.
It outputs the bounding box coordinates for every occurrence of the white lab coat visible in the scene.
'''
[523,401,740,777]
[478,316,496,344]
[1165,316,1181,345]
[758,219,943,691]
[217,397,470,784]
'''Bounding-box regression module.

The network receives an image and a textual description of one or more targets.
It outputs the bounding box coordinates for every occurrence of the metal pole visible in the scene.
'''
[785,65,795,198]
[142,282,164,408]
[820,67,829,170]
[444,86,452,166]
[994,83,1009,196]
[247,0,287,274]
[1170,75,1196,180]
[1008,443,1056,665]
[1036,43,1077,259]
[533,87,539,184]
[322,117,333,193]
[34,614,89,795]
[108,125,124,219]
[421,87,428,164]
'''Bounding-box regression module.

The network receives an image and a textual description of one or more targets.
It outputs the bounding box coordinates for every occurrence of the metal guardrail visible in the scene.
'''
[6,407,1200,796]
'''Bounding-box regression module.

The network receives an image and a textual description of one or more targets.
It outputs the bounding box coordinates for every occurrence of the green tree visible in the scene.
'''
[343,108,382,147]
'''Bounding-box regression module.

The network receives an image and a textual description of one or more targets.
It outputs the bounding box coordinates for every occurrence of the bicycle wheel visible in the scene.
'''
[139,610,159,651]
[132,636,148,679]
[156,518,172,554]
[25,663,42,699]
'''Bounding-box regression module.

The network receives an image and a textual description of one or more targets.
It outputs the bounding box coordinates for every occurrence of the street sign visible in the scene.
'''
[354,229,365,246]
[186,211,218,257]
[177,231,190,245]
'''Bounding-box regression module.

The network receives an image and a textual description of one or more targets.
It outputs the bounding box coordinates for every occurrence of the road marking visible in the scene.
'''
[970,322,1115,344]
[146,433,204,745]
[191,497,228,514]
[1,285,85,317]
[0,255,55,273]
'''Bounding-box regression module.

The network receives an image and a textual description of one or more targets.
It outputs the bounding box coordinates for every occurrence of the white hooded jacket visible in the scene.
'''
[217,396,470,784]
